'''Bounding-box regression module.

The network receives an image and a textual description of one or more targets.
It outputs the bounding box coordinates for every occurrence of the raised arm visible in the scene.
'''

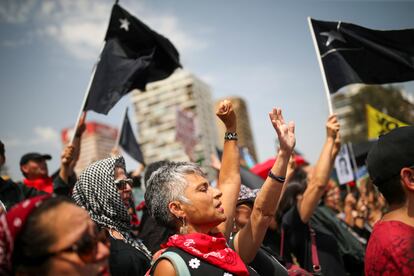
[58,145,75,184]
[215,100,240,240]
[67,112,86,177]
[276,152,296,210]
[298,114,340,223]
[55,113,86,194]
[234,107,295,263]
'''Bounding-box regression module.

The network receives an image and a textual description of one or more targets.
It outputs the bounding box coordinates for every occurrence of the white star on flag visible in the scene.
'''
[119,18,130,31]
[320,30,346,46]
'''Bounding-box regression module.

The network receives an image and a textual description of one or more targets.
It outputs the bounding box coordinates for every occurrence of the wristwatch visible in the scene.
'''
[224,132,238,140]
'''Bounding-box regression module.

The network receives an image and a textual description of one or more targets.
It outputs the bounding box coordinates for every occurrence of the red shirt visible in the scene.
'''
[365,220,414,276]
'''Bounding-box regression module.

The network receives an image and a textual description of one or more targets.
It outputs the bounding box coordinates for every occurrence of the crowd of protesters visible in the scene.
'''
[0,99,413,276]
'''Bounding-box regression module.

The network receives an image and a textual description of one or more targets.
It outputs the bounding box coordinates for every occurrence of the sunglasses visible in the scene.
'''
[48,225,109,263]
[114,178,133,190]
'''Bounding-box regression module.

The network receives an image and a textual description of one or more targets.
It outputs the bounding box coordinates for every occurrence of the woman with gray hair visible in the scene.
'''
[146,101,296,275]
[73,155,151,276]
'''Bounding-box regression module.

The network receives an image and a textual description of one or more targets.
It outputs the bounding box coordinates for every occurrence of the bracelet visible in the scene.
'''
[224,132,238,141]
[268,171,285,183]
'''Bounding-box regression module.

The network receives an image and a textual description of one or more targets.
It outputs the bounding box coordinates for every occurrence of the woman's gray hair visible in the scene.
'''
[144,161,206,228]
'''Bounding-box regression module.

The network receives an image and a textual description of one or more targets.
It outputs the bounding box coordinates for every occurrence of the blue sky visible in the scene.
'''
[1,0,414,179]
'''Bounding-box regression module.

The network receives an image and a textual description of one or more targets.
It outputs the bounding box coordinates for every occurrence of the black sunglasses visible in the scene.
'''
[114,178,133,190]
[47,225,109,263]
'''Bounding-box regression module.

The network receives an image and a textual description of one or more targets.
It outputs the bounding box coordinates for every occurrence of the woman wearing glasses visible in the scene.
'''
[73,156,152,276]
[0,195,110,275]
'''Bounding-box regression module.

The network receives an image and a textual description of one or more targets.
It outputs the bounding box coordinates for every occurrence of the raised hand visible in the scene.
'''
[61,145,74,166]
[111,147,121,157]
[75,112,87,138]
[326,114,340,140]
[268,108,295,153]
[60,144,75,183]
[216,99,236,132]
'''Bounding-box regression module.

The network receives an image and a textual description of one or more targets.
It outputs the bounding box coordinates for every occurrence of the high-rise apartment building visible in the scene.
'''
[61,122,118,175]
[214,97,257,163]
[130,70,218,175]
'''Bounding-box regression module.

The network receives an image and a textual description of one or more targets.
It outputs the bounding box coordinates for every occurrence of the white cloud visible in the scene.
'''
[144,14,208,52]
[35,0,109,60]
[0,0,37,23]
[39,0,55,17]
[49,21,106,60]
[1,0,209,60]
[3,127,60,149]
[32,127,60,147]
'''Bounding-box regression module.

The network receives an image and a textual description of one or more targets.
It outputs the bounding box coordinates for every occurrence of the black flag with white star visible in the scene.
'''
[310,18,414,93]
[84,4,181,114]
[119,109,145,164]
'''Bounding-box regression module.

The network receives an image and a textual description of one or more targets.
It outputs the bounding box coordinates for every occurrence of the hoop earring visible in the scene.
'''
[179,216,188,234]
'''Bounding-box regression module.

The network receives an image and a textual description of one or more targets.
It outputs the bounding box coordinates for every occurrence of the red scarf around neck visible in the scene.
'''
[23,177,53,194]
[162,232,249,276]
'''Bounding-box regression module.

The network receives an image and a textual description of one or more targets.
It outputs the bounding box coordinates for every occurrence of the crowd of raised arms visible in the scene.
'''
[0,99,413,276]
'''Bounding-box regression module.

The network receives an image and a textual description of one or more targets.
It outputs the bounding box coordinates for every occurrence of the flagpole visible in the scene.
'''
[307,17,334,115]
[70,42,106,144]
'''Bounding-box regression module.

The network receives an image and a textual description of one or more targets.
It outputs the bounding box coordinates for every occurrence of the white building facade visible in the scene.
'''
[130,70,218,176]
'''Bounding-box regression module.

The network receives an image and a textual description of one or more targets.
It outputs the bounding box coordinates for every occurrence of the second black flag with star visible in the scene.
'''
[84,4,181,114]
[310,18,414,93]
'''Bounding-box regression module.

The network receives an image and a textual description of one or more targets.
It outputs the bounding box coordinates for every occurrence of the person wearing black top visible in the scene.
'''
[0,140,78,210]
[109,237,150,275]
[232,184,287,276]
[282,203,346,276]
[277,115,346,275]
[73,156,152,276]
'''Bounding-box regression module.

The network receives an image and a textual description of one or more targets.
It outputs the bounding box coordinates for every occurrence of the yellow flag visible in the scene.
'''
[366,104,409,139]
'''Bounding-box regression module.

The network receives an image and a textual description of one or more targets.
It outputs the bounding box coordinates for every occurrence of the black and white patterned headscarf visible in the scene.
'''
[72,156,151,259]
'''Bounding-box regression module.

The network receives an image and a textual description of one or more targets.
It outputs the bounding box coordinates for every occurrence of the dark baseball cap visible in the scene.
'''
[20,153,52,166]
[367,126,414,186]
